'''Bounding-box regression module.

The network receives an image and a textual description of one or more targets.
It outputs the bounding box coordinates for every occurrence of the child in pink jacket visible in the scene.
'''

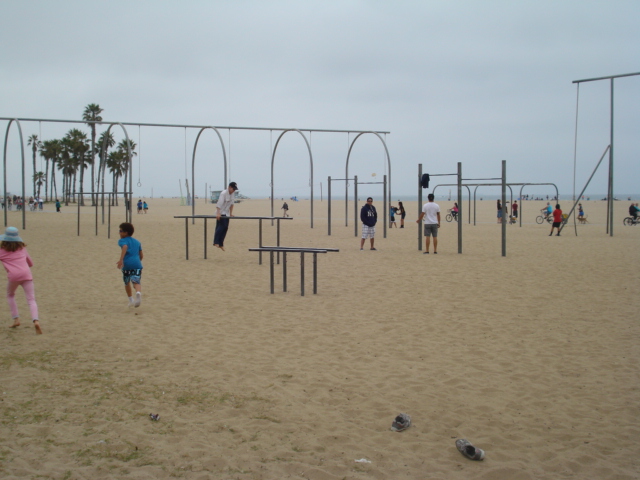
[0,227,41,334]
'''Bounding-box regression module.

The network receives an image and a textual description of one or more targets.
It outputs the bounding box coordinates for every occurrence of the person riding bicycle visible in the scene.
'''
[630,203,639,220]
[451,202,459,221]
[541,202,552,219]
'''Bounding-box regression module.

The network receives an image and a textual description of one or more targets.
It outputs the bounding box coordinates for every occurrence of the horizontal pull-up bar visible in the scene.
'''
[174,215,292,220]
[249,246,339,295]
[174,215,293,261]
[0,117,390,135]
[572,71,640,83]
[462,178,501,181]
[427,173,458,177]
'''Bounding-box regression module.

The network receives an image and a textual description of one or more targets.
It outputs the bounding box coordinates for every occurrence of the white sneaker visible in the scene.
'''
[128,299,135,308]
[134,292,142,308]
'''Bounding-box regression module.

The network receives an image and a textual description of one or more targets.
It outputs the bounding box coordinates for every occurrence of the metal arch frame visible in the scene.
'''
[2,119,26,229]
[517,183,559,226]
[100,123,133,223]
[345,132,391,227]
[434,182,559,226]
[270,129,314,228]
[430,183,472,224]
[190,127,228,223]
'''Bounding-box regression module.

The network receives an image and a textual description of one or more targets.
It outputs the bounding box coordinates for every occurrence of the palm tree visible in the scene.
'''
[64,129,90,205]
[83,104,103,206]
[116,138,136,210]
[27,134,41,196]
[96,130,115,205]
[39,139,56,201]
[106,150,125,206]
[33,172,45,199]
[58,137,75,205]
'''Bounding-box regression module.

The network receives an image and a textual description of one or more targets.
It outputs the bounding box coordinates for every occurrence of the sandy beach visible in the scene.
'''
[0,197,638,479]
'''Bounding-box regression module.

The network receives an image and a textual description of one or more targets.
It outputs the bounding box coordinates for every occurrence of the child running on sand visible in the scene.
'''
[117,222,144,307]
[0,227,42,334]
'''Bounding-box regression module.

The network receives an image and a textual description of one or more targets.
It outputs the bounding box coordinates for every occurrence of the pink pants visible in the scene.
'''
[7,280,39,321]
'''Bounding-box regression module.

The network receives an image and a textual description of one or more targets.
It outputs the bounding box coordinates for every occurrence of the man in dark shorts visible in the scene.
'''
[417,193,441,254]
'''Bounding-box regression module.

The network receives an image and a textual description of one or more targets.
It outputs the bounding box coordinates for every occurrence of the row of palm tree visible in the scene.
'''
[23,104,136,206]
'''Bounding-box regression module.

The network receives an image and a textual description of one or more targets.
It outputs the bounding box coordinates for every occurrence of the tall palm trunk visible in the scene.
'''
[90,129,96,206]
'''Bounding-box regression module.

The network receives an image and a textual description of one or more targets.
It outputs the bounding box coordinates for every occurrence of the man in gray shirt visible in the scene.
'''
[213,182,238,251]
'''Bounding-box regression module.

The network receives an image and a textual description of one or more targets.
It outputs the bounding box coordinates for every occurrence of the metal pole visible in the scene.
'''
[354,175,358,237]
[270,251,274,294]
[383,174,387,239]
[276,218,281,265]
[204,218,207,259]
[95,198,98,236]
[457,162,462,254]
[328,176,331,236]
[259,219,263,265]
[609,78,614,237]
[283,251,287,292]
[313,252,318,294]
[77,198,80,236]
[501,160,506,257]
[185,218,189,260]
[300,252,305,296]
[108,193,111,239]
[418,164,423,250]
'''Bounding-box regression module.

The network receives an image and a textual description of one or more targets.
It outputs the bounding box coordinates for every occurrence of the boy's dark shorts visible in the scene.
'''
[122,269,142,285]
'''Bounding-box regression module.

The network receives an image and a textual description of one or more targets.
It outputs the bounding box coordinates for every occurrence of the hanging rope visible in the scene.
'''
[137,125,142,187]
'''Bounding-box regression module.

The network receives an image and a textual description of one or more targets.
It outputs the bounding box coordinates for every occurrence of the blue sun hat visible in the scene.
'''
[0,227,23,242]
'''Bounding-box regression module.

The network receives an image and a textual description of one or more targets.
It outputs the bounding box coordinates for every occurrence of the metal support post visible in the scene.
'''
[300,252,305,296]
[354,175,358,237]
[457,162,462,254]
[383,174,387,238]
[501,160,506,257]
[418,164,423,251]
[328,176,331,235]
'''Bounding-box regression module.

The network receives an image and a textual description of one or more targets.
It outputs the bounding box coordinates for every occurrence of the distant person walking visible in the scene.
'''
[549,204,563,236]
[497,200,502,224]
[214,182,238,251]
[0,227,42,334]
[281,201,289,217]
[137,199,143,214]
[360,197,378,251]
[55,199,61,213]
[143,201,148,214]
[512,200,518,218]
[417,193,441,254]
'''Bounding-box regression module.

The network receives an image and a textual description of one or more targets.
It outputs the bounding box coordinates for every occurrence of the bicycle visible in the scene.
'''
[623,216,640,226]
[535,213,553,224]
[445,209,458,223]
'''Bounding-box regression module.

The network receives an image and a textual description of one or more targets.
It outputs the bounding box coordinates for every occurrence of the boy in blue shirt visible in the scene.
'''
[116,222,144,307]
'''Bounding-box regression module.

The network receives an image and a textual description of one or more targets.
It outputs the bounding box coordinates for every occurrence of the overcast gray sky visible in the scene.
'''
[1,0,638,200]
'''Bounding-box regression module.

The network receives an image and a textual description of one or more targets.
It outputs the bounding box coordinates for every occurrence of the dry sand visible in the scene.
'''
[0,197,638,479]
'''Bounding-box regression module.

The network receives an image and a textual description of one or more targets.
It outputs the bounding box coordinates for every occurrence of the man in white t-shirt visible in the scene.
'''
[213,182,238,251]
[416,193,441,254]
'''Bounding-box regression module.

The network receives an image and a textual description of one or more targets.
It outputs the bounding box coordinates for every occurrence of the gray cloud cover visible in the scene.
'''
[1,0,638,199]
